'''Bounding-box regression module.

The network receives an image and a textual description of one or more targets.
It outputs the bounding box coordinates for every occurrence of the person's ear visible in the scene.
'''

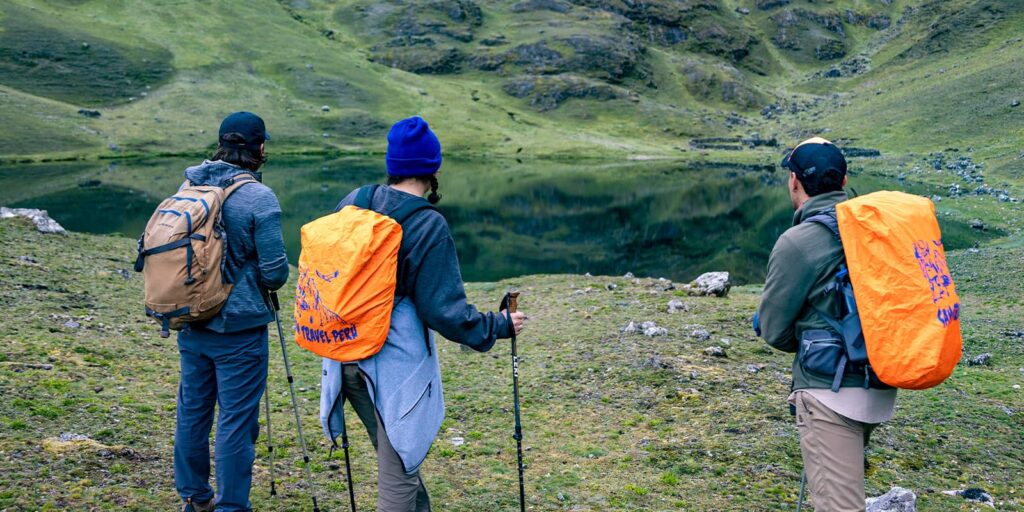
[789,172,799,191]
[841,175,848,188]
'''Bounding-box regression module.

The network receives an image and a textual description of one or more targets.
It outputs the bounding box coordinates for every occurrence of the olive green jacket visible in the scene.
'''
[757,191,867,390]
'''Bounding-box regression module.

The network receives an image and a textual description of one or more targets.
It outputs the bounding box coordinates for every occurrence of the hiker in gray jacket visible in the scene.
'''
[174,112,288,512]
[321,117,526,512]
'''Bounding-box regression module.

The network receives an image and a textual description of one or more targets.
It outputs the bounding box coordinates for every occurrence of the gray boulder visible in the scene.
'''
[866,487,917,512]
[1,207,66,234]
[688,272,731,297]
[967,353,992,366]
[667,300,689,313]
[704,346,727,358]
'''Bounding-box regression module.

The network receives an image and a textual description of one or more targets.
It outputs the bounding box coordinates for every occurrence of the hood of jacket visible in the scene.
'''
[184,160,262,187]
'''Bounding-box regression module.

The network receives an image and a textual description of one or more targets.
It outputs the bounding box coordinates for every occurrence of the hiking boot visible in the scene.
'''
[182,498,214,512]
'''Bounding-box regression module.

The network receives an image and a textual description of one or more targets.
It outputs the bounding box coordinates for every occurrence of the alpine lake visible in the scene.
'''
[0,156,989,284]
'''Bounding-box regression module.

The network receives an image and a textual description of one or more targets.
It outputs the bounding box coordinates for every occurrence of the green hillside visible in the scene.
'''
[1,0,1021,167]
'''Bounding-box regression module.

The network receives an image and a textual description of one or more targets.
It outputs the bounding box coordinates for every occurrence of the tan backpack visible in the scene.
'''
[134,174,257,337]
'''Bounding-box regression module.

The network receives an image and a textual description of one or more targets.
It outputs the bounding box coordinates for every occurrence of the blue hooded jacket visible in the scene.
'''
[183,160,289,333]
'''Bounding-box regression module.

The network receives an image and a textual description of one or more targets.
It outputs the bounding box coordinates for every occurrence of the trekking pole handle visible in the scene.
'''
[507,291,519,314]
[269,291,281,312]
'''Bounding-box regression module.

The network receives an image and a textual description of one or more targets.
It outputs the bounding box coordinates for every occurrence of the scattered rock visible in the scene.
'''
[942,488,994,507]
[606,283,618,291]
[746,364,763,374]
[94,386,104,393]
[736,7,750,15]
[15,255,39,265]
[623,272,635,279]
[64,320,81,329]
[77,109,101,118]
[688,272,731,297]
[621,321,638,334]
[321,105,331,112]
[116,269,131,280]
[1012,99,1020,107]
[641,321,668,337]
[967,353,992,366]
[667,300,689,313]
[641,355,671,369]
[704,346,727,358]
[1,208,67,234]
[970,219,985,231]
[450,437,465,447]
[866,487,918,512]
[690,329,711,342]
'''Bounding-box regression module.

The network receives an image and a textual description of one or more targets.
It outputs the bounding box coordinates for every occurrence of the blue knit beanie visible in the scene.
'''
[385,116,442,177]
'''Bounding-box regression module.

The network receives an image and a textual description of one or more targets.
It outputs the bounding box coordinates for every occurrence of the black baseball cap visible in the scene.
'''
[780,137,846,180]
[219,112,270,149]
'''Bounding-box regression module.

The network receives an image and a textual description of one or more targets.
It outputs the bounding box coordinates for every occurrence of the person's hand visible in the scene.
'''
[501,310,527,336]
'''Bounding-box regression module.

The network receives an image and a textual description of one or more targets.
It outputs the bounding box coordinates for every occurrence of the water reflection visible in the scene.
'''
[0,156,981,284]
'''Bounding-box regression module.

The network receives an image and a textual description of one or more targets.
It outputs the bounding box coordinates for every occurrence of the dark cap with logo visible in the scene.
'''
[780,137,846,180]
[219,112,270,149]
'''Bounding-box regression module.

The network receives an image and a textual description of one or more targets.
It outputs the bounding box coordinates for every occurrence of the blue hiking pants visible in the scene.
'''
[174,326,269,512]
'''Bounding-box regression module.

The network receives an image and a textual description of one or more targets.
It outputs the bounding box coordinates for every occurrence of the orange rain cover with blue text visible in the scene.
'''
[836,191,963,389]
[294,206,403,362]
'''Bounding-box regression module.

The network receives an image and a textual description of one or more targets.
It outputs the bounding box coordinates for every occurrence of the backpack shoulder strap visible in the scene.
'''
[388,196,438,226]
[803,208,840,242]
[222,173,259,197]
[354,185,380,210]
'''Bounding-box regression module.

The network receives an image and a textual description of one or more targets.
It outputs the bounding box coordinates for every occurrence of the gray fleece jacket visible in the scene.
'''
[184,160,289,333]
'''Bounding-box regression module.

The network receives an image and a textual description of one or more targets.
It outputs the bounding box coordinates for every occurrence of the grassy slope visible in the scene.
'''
[3,0,1020,165]
[1,218,1021,511]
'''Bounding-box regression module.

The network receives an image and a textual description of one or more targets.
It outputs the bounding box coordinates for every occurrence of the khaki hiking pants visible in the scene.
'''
[343,364,432,512]
[794,392,877,512]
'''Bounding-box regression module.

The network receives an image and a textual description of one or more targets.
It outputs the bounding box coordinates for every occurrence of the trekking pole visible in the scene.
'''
[334,378,357,512]
[796,471,806,512]
[268,291,321,512]
[501,291,526,512]
[264,385,277,497]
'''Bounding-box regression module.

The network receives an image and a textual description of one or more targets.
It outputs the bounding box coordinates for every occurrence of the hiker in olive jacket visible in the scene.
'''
[757,138,896,511]
[174,113,288,512]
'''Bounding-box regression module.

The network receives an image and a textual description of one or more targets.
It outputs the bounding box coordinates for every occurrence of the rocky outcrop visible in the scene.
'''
[475,35,644,82]
[682,60,766,110]
[1,207,66,234]
[369,40,464,74]
[510,0,572,13]
[503,74,623,110]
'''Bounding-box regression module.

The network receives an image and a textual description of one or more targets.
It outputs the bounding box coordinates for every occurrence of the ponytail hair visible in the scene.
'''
[427,174,442,204]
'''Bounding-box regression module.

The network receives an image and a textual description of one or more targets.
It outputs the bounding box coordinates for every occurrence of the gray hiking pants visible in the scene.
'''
[795,392,878,512]
[342,364,432,512]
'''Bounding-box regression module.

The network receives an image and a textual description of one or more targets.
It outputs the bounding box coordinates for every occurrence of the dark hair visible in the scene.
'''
[797,168,845,196]
[211,132,267,171]
[387,174,442,204]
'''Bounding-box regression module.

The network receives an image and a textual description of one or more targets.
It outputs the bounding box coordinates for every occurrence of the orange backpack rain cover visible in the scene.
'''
[836,191,963,389]
[294,206,403,362]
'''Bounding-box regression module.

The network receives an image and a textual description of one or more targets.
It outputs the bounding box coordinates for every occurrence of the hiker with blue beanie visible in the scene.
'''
[320,116,527,511]
[172,112,289,512]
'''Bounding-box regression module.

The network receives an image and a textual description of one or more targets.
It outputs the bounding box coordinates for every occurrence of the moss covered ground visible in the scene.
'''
[1,218,1021,511]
